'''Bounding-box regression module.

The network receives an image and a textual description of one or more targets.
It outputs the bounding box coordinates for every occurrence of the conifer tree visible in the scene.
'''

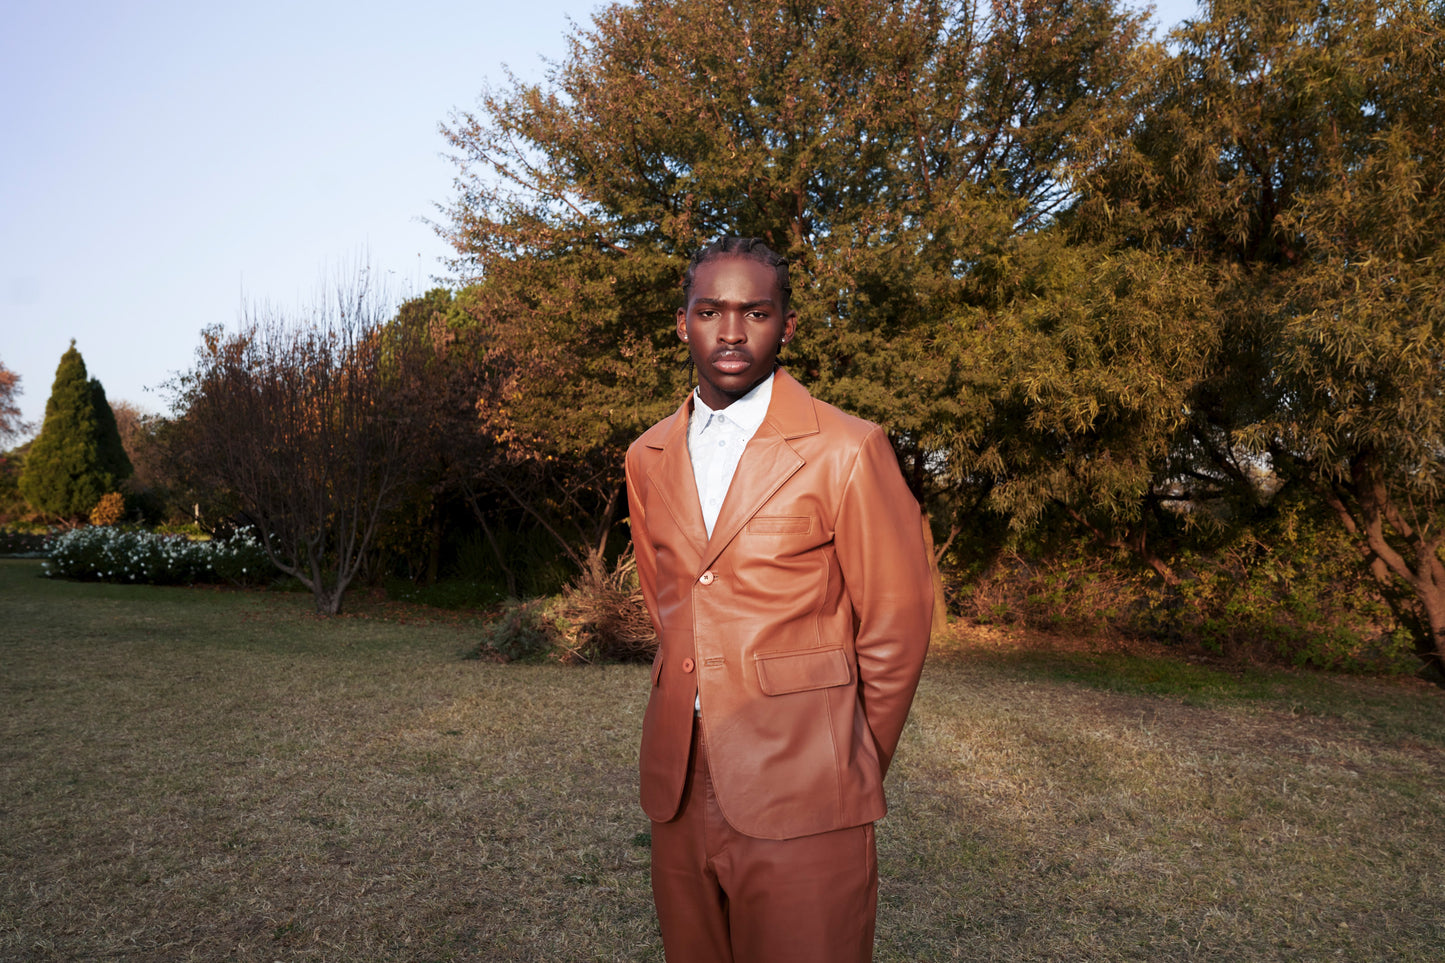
[19,341,132,520]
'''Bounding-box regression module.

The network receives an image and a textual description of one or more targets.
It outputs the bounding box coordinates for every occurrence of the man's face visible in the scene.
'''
[676,255,798,411]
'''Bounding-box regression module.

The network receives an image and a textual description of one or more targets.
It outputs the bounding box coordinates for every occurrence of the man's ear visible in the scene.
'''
[676,308,689,342]
[781,310,798,345]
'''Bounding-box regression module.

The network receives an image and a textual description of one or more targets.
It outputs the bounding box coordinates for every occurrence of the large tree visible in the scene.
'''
[438,0,1151,558]
[1257,0,1445,675]
[369,287,548,591]
[1079,0,1445,673]
[19,342,132,521]
[168,278,434,615]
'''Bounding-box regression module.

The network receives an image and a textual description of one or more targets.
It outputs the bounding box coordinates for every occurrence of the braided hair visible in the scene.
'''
[681,237,792,312]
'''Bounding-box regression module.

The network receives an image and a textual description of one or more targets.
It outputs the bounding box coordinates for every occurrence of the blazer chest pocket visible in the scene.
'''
[746,514,813,535]
[755,646,851,695]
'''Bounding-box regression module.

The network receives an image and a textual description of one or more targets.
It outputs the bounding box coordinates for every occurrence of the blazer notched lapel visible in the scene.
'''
[645,398,709,561]
[701,369,819,572]
[702,430,802,571]
[644,369,821,575]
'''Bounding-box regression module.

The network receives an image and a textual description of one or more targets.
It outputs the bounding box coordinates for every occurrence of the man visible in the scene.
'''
[625,237,934,962]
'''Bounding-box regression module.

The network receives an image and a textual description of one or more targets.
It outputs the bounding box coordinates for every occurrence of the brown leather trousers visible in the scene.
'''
[650,718,878,963]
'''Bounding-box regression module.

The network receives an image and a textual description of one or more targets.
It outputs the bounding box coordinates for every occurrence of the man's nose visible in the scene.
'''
[718,314,746,343]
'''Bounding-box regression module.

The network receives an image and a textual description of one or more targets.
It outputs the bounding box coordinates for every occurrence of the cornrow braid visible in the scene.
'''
[681,237,792,312]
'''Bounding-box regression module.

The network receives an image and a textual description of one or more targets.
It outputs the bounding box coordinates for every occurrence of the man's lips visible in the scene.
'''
[710,351,753,374]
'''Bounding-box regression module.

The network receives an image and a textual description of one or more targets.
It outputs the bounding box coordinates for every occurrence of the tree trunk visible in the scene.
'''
[1323,465,1445,685]
[1064,504,1180,587]
[1413,581,1445,684]
[424,505,443,586]
[479,514,518,598]
[463,486,519,597]
[318,587,345,616]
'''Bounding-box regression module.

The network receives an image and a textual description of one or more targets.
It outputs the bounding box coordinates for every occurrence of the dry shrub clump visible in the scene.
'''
[555,546,656,664]
[470,596,563,662]
[88,491,126,526]
[469,548,656,664]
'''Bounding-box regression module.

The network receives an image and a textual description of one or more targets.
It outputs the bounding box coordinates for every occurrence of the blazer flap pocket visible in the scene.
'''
[755,646,851,695]
[746,514,813,535]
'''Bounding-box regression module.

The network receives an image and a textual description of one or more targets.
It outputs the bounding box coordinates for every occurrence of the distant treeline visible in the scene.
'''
[8,0,1442,678]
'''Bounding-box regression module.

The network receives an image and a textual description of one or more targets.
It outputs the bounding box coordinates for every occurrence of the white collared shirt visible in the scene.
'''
[687,371,774,537]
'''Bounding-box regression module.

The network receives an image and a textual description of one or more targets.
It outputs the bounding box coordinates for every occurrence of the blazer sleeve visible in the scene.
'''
[833,426,933,777]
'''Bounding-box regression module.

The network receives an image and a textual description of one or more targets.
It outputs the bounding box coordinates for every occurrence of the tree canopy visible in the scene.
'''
[1077,0,1445,672]
[0,357,29,445]
[439,0,1152,542]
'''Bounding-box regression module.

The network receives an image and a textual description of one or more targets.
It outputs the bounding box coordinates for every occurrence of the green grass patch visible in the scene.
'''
[958,644,1445,746]
[3,560,1443,961]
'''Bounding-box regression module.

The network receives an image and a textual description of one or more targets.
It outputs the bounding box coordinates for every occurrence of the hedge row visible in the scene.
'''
[43,526,275,586]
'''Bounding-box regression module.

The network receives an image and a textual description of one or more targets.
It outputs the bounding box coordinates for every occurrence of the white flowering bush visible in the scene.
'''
[43,526,275,586]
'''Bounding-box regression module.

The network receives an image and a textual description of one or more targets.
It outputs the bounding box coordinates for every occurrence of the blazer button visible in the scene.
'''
[698,571,715,585]
[681,657,696,673]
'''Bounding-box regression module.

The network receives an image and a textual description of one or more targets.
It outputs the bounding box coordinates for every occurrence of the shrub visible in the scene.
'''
[553,547,656,664]
[963,543,1137,638]
[0,450,32,524]
[471,597,564,662]
[152,521,208,538]
[89,492,126,526]
[956,509,1410,674]
[1146,520,1407,673]
[43,526,275,586]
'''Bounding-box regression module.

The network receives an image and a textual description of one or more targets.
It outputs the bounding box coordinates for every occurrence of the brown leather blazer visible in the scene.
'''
[625,369,933,840]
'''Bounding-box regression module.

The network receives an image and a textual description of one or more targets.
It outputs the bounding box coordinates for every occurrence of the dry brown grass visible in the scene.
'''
[2,559,1442,961]
[883,655,1444,961]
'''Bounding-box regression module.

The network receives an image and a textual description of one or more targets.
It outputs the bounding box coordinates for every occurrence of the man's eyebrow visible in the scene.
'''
[692,297,776,308]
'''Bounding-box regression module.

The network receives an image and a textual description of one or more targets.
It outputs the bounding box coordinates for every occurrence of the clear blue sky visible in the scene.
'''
[1,0,1198,438]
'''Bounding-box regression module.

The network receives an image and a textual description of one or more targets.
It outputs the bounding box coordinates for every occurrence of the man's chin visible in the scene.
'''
[700,369,767,406]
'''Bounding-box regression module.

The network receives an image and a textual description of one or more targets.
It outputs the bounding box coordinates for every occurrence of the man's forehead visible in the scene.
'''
[690,257,782,300]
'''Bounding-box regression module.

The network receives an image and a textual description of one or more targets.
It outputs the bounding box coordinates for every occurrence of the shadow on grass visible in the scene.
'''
[944,637,1445,747]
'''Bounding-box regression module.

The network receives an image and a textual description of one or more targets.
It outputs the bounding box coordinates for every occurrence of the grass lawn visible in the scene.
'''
[2,558,1442,961]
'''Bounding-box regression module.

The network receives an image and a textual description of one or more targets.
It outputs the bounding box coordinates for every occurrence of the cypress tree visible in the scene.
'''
[90,377,132,485]
[19,341,132,520]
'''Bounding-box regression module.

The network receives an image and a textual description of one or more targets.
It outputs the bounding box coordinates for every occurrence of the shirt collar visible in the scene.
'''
[692,370,775,435]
